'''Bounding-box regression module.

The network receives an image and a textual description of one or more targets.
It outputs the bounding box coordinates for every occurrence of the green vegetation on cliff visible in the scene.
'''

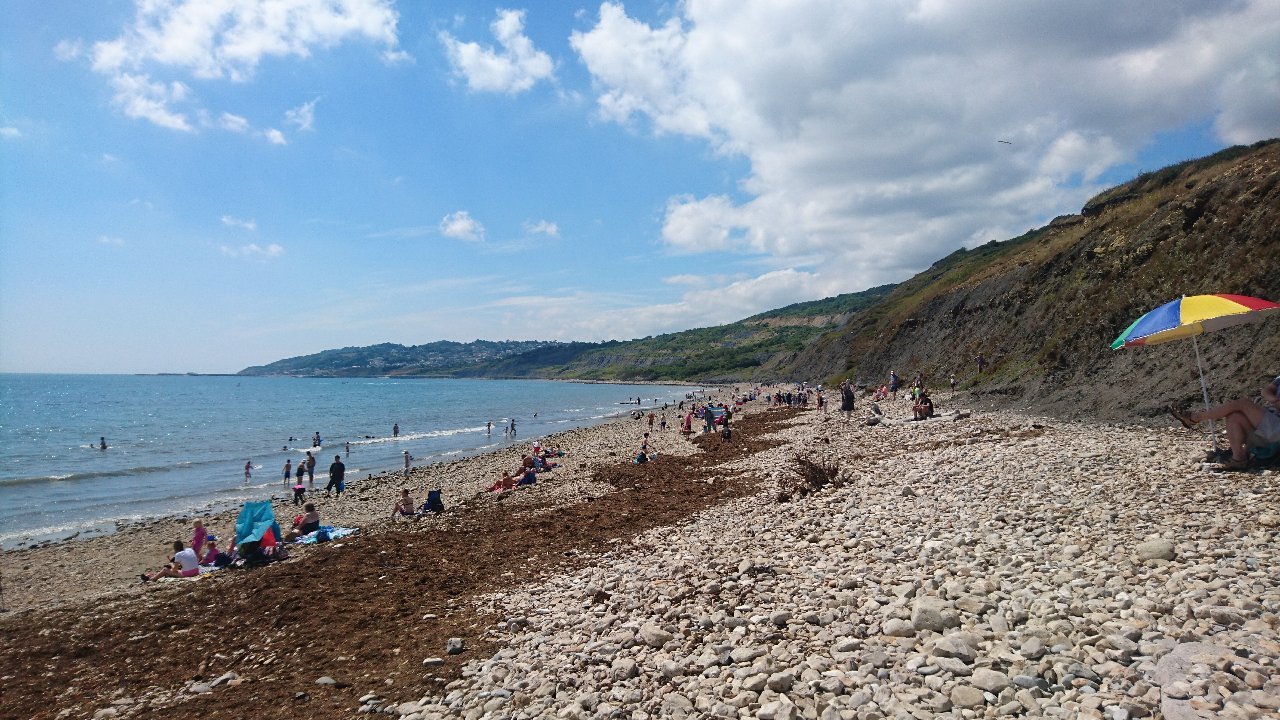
[241,140,1280,424]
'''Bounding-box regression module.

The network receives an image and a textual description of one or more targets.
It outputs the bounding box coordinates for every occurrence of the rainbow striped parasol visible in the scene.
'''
[1112,293,1279,450]
[1111,294,1280,349]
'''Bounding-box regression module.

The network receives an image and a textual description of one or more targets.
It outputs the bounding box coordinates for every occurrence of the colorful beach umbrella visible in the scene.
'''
[1110,294,1280,349]
[1111,293,1280,449]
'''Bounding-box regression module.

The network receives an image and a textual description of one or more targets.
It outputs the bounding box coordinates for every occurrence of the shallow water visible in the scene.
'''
[0,374,703,545]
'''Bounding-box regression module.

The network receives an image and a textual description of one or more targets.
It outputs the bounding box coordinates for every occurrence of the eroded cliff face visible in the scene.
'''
[787,140,1280,422]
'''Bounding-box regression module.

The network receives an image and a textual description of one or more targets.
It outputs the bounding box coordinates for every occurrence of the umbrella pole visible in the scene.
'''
[1192,335,1219,451]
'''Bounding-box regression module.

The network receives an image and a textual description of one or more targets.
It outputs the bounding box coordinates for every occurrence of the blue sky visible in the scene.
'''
[2,1,1277,374]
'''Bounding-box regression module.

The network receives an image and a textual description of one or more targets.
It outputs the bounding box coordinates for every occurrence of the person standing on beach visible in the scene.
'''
[403,450,413,479]
[295,458,306,488]
[283,459,292,486]
[244,460,252,483]
[327,455,345,497]
[191,520,207,557]
[305,451,316,490]
[509,418,517,436]
[840,380,856,421]
[486,420,492,435]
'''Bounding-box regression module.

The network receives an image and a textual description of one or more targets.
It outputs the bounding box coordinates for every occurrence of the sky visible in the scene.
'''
[1,1,1278,374]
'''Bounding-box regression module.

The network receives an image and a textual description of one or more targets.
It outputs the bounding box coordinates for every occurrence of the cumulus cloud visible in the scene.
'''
[440,9,554,94]
[221,215,257,231]
[75,0,404,130]
[107,72,193,131]
[97,235,125,246]
[439,210,485,241]
[263,128,286,145]
[571,0,1280,313]
[220,243,283,258]
[0,127,20,139]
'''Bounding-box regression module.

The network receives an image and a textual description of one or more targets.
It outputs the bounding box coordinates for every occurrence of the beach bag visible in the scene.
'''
[315,527,332,543]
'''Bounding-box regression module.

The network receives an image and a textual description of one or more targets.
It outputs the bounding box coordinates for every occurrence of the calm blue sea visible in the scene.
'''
[0,375,702,546]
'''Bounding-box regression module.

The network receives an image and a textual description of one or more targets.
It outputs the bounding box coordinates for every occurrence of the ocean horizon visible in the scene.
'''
[0,374,705,546]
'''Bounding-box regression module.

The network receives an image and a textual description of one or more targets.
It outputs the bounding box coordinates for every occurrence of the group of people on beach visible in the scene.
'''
[140,519,234,580]
[484,440,565,493]
[280,451,346,501]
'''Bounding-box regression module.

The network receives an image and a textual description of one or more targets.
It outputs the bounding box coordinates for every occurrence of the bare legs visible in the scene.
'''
[1186,399,1265,462]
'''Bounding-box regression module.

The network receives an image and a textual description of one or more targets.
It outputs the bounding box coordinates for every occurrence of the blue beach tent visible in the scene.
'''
[234,500,282,549]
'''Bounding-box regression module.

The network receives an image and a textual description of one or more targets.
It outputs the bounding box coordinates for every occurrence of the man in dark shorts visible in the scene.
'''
[326,455,345,497]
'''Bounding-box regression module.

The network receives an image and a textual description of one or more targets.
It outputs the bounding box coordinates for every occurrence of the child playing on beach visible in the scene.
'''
[191,519,207,557]
[200,535,233,567]
[292,478,306,505]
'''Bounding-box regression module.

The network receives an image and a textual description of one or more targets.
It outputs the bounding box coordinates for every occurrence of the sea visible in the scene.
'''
[0,374,705,547]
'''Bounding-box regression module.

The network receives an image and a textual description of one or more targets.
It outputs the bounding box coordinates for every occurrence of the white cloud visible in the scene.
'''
[53,38,84,61]
[220,243,283,258]
[439,210,485,241]
[523,219,559,237]
[107,72,193,131]
[97,235,125,246]
[264,128,286,145]
[0,127,20,139]
[285,97,320,131]
[219,112,250,132]
[76,0,404,130]
[571,0,1280,306]
[477,269,830,343]
[366,225,433,239]
[664,273,725,287]
[439,9,554,94]
[221,215,257,231]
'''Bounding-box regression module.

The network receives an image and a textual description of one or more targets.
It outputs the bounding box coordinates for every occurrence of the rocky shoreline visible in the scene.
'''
[2,395,1278,719]
[375,407,1280,720]
[0,399,709,615]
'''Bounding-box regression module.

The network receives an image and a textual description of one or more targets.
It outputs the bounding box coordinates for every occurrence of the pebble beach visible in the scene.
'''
[3,392,1279,720]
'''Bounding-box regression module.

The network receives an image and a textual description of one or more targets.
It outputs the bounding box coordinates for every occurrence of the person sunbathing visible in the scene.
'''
[141,540,201,581]
[391,489,416,518]
[1171,375,1280,470]
[487,470,517,492]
